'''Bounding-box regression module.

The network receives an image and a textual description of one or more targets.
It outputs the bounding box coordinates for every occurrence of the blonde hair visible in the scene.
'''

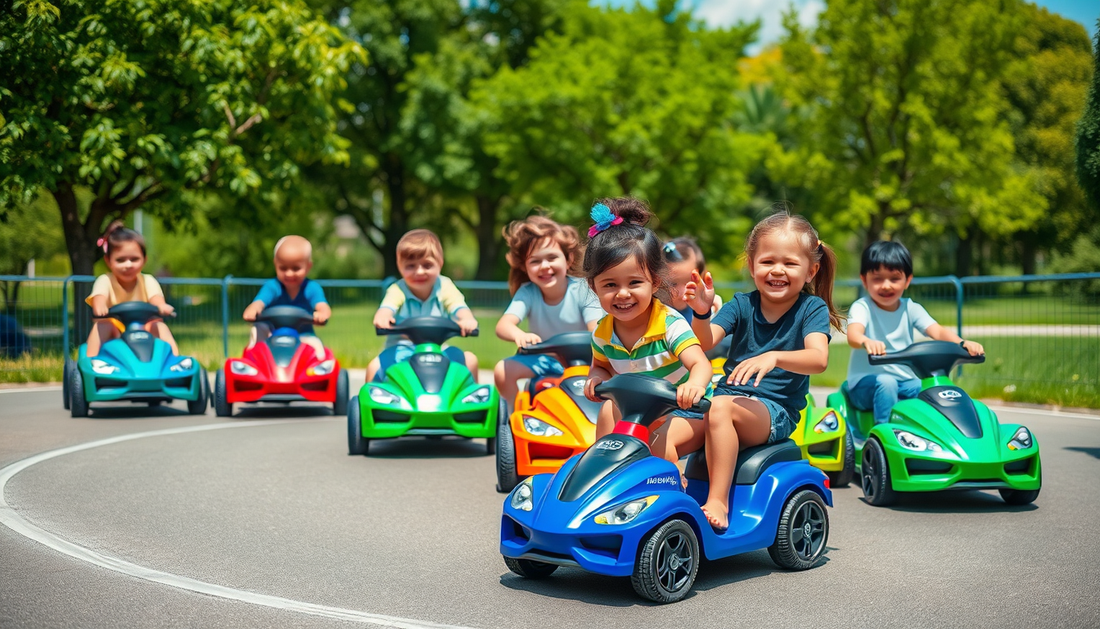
[502,214,582,295]
[273,235,312,261]
[396,229,444,265]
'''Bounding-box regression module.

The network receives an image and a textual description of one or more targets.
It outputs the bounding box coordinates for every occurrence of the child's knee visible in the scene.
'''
[875,375,900,395]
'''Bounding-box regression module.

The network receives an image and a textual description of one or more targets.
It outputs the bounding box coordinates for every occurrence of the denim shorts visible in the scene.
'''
[375,343,466,381]
[505,353,565,378]
[714,387,797,444]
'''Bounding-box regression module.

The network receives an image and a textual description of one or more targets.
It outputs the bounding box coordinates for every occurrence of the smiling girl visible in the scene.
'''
[683,211,843,531]
[580,199,713,468]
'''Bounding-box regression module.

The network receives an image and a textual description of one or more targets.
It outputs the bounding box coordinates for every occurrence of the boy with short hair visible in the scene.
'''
[846,240,984,424]
[663,237,722,321]
[366,229,479,382]
[243,235,331,359]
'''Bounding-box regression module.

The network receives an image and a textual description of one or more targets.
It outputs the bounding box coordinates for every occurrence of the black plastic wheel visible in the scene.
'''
[347,396,369,455]
[187,368,209,415]
[333,369,349,416]
[495,404,521,493]
[631,519,699,604]
[504,556,557,579]
[861,438,896,506]
[999,487,1040,505]
[768,489,829,570]
[213,368,232,418]
[70,366,88,418]
[828,430,856,488]
[485,398,504,456]
[62,358,72,410]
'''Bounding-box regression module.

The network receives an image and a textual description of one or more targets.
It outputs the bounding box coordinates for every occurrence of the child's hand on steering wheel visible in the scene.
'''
[243,302,263,322]
[457,316,479,337]
[583,375,604,402]
[313,310,329,325]
[157,303,175,317]
[862,339,887,355]
[515,332,542,349]
[373,309,395,329]
[676,382,706,410]
[92,304,109,318]
[683,270,715,316]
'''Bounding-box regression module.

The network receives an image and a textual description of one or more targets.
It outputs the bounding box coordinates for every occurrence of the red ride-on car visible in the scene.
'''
[214,305,348,417]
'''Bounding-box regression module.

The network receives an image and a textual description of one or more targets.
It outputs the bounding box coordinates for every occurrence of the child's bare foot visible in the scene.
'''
[700,501,729,532]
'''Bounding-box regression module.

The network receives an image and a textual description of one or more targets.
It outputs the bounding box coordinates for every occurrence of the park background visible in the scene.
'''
[2,0,1099,407]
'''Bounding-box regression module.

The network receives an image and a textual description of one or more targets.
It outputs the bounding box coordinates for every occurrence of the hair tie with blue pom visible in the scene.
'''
[588,203,623,238]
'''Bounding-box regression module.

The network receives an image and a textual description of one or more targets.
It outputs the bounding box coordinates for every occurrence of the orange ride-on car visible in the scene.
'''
[495,332,601,492]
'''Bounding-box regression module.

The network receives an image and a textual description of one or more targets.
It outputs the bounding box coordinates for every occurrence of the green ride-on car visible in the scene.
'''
[348,316,502,456]
[826,341,1041,507]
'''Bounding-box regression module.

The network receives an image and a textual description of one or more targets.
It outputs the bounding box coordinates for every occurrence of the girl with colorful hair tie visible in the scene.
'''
[85,221,178,357]
[494,215,604,409]
[581,198,714,469]
[683,210,843,532]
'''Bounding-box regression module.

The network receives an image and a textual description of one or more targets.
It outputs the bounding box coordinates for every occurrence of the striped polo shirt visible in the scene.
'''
[591,299,701,385]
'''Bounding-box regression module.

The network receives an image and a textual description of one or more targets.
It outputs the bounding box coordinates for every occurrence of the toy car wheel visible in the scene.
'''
[347,396,369,455]
[999,487,1040,505]
[503,557,557,579]
[69,365,88,418]
[861,438,896,506]
[187,368,209,415]
[62,358,72,410]
[485,398,504,456]
[213,368,233,418]
[827,430,856,488]
[333,369,349,416]
[769,489,829,570]
[632,518,699,604]
[495,407,521,493]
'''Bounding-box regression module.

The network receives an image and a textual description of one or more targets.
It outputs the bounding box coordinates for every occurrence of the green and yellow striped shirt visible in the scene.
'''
[591,299,701,386]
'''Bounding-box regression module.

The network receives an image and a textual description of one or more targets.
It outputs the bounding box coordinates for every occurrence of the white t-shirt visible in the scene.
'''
[503,277,603,339]
[847,296,937,385]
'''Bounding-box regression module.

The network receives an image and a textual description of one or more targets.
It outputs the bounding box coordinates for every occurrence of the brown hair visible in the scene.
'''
[396,229,443,265]
[744,210,844,330]
[99,220,146,259]
[502,214,583,295]
[582,197,667,290]
[665,237,706,273]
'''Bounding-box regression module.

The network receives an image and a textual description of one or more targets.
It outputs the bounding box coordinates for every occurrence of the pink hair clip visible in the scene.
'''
[96,237,108,253]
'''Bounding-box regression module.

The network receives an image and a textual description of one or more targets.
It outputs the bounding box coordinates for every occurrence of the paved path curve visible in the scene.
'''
[2,383,1099,628]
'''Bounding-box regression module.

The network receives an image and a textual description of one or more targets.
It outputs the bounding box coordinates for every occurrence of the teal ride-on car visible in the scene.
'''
[347,316,501,456]
[65,302,208,417]
[827,341,1041,506]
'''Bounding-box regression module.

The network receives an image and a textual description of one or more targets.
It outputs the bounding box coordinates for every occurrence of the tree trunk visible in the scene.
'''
[1,280,20,315]
[54,183,109,350]
[955,232,974,277]
[474,195,504,280]
[381,156,408,280]
[865,208,887,249]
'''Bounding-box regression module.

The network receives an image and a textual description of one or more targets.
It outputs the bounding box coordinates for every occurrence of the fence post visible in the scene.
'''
[221,275,232,359]
[948,275,963,377]
[61,276,72,360]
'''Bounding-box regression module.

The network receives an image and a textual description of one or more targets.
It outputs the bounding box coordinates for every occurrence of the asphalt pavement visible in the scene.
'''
[2,380,1099,628]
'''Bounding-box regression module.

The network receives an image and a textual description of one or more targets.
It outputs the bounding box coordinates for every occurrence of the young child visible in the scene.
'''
[663,237,723,321]
[846,240,984,424]
[367,229,479,382]
[85,221,178,357]
[242,235,331,360]
[580,199,713,467]
[684,211,843,531]
[494,215,603,407]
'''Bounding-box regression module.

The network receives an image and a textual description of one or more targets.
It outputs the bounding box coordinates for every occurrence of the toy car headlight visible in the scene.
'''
[1007,427,1033,451]
[814,411,839,433]
[369,386,401,406]
[307,359,335,376]
[169,357,193,373]
[91,359,118,375]
[893,429,943,453]
[461,387,491,405]
[230,361,259,376]
[510,477,534,512]
[522,416,563,437]
[595,496,658,525]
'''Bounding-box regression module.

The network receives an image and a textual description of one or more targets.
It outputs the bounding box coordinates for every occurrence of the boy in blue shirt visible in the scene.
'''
[846,241,984,424]
[243,235,331,360]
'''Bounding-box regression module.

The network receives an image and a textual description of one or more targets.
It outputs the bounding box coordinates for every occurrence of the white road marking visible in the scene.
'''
[0,421,475,629]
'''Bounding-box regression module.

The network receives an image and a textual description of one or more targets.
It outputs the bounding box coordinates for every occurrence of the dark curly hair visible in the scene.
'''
[582,197,666,289]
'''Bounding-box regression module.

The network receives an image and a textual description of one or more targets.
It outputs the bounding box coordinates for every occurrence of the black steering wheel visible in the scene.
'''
[518,331,593,367]
[594,373,711,427]
[256,305,317,331]
[376,316,479,346]
[99,302,166,328]
[868,340,985,378]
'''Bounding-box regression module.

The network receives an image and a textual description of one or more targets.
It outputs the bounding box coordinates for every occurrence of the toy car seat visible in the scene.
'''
[683,440,803,485]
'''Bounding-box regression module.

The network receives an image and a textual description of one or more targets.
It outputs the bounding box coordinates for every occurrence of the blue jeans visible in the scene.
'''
[849,375,922,424]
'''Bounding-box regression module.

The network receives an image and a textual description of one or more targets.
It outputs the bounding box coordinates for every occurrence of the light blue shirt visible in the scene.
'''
[503,277,603,339]
[847,296,938,386]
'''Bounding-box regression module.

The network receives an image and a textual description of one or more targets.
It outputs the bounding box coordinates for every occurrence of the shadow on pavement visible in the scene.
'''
[230,405,335,420]
[84,403,193,420]
[1064,446,1100,460]
[357,436,493,459]
[863,490,1038,513]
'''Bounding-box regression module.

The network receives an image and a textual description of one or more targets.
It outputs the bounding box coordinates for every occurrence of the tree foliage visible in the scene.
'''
[1076,18,1100,212]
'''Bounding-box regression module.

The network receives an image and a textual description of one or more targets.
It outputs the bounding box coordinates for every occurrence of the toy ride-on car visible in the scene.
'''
[500,373,832,604]
[791,395,856,487]
[214,305,348,417]
[66,302,207,417]
[496,331,602,493]
[826,341,1042,507]
[348,316,501,456]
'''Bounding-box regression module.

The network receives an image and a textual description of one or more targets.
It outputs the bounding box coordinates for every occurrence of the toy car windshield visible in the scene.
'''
[376,316,478,346]
[868,340,985,378]
[257,305,316,331]
[594,373,710,427]
[100,302,163,327]
[518,332,592,366]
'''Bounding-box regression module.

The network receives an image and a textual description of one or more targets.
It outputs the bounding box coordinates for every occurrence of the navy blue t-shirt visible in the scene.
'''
[712,291,831,415]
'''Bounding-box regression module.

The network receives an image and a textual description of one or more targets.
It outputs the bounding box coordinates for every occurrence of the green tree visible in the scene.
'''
[472,1,764,260]
[0,0,363,275]
[0,194,66,312]
[1077,19,1100,211]
[775,0,1046,274]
